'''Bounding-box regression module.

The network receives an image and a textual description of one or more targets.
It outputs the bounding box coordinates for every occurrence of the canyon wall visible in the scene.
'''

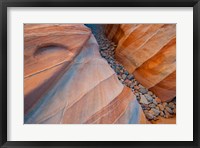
[24,24,148,124]
[104,24,176,102]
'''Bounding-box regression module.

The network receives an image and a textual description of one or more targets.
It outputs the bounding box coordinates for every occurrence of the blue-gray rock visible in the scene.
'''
[168,102,175,109]
[140,95,149,105]
[166,107,173,114]
[127,74,134,80]
[122,74,127,80]
[148,91,153,96]
[144,94,153,102]
[130,84,134,88]
[139,88,148,94]
[145,112,154,120]
[125,71,129,75]
[151,108,160,116]
[152,99,158,105]
[149,103,156,108]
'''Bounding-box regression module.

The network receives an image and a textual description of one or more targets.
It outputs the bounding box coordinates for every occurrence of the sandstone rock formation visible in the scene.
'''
[104,24,176,102]
[24,24,92,115]
[24,24,147,124]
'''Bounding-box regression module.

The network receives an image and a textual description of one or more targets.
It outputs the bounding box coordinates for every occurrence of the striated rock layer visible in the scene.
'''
[104,24,176,102]
[24,24,148,124]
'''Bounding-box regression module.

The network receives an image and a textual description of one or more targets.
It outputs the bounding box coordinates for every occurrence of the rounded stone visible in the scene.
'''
[158,104,164,111]
[122,74,126,80]
[163,102,168,108]
[164,110,172,118]
[145,112,154,120]
[151,108,160,116]
[139,88,148,94]
[148,91,153,96]
[149,103,156,108]
[152,99,158,105]
[140,95,150,105]
[124,71,129,75]
[134,85,139,90]
[168,102,175,109]
[144,94,153,102]
[166,107,173,114]
[160,111,165,117]
[127,74,134,80]
[155,97,161,104]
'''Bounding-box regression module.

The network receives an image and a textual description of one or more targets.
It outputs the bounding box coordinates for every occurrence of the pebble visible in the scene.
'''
[144,94,153,102]
[141,104,150,110]
[125,71,129,75]
[163,102,168,108]
[155,97,161,104]
[130,84,134,88]
[133,81,138,86]
[124,79,129,84]
[138,84,144,88]
[101,46,107,50]
[139,88,148,94]
[160,111,165,117]
[168,102,175,109]
[134,85,139,90]
[127,74,134,80]
[135,92,140,97]
[149,103,156,108]
[127,80,132,86]
[122,74,126,80]
[140,95,149,105]
[145,112,154,120]
[164,110,172,118]
[165,107,174,114]
[151,108,160,116]
[158,104,164,111]
[152,99,158,105]
[148,91,153,96]
[155,106,159,111]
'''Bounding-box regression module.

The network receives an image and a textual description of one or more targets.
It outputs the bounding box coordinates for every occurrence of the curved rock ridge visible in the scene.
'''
[24,24,92,114]
[24,24,147,124]
[104,24,176,102]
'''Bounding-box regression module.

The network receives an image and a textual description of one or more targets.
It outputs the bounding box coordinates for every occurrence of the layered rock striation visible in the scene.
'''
[86,24,176,123]
[24,24,147,124]
[104,24,176,102]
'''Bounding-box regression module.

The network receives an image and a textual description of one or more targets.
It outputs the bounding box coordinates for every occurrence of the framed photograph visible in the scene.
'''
[1,0,199,147]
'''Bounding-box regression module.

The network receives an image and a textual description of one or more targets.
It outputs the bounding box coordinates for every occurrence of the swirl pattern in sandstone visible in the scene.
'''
[104,24,176,102]
[24,24,147,124]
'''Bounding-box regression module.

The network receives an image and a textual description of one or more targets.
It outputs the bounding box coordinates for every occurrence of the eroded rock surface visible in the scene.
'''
[104,24,176,102]
[86,24,176,123]
[24,24,147,124]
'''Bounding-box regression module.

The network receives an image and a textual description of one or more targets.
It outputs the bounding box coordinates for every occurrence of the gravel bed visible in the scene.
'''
[85,24,176,121]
